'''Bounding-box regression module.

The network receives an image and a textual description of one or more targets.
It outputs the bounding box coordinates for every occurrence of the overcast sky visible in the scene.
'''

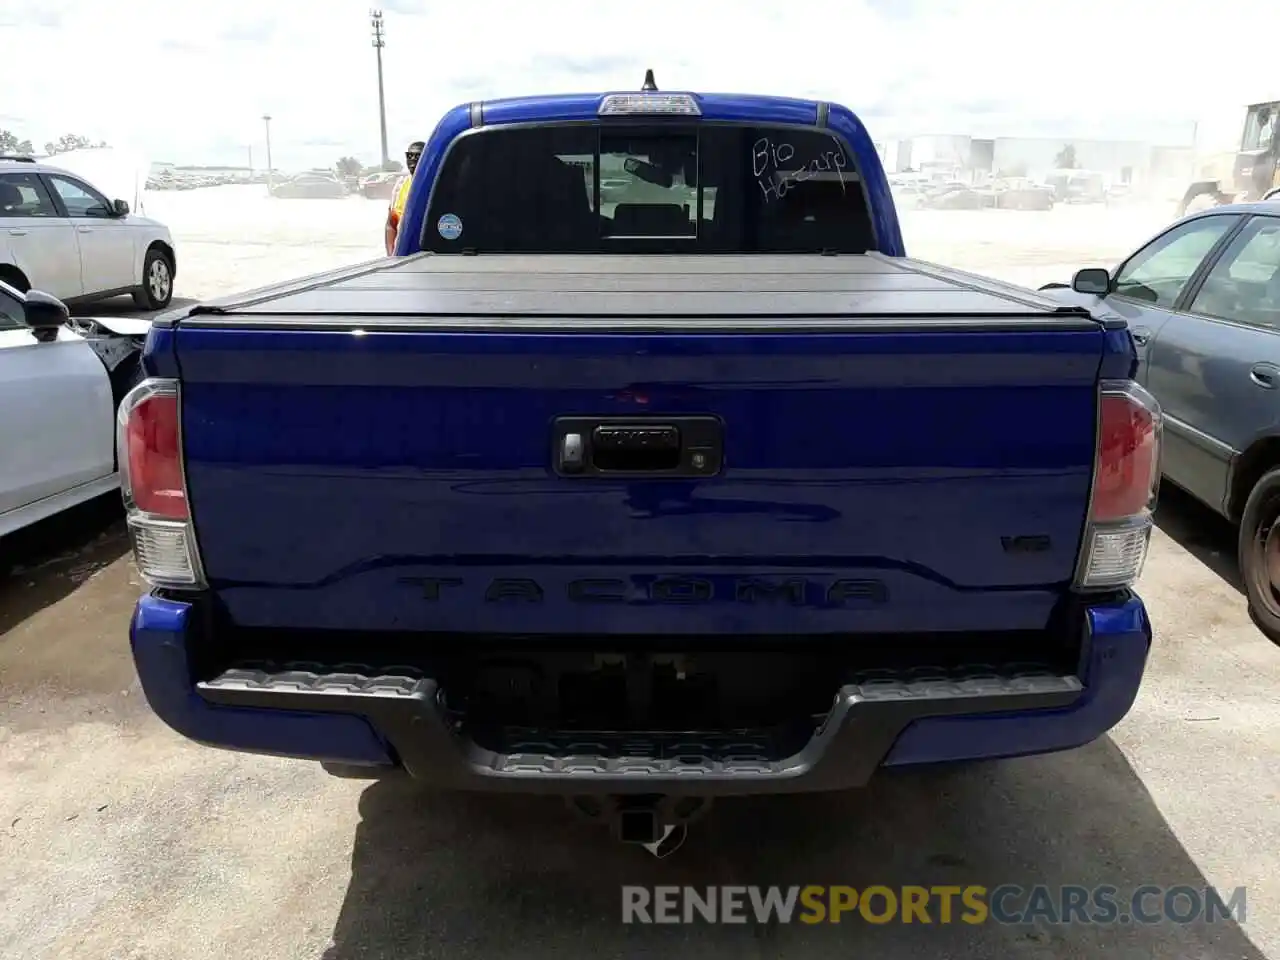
[1,0,1275,170]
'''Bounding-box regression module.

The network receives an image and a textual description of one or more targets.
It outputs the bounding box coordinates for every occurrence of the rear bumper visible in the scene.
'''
[129,594,1151,794]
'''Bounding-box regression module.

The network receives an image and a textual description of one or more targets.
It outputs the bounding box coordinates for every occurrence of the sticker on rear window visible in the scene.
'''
[437,213,463,240]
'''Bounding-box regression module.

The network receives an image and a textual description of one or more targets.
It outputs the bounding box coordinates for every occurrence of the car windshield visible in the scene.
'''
[422,122,875,253]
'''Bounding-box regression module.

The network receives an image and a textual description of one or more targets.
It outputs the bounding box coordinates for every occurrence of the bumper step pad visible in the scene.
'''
[198,661,1082,794]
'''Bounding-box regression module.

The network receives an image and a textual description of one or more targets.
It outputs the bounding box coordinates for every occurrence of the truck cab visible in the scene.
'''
[1238,100,1280,200]
[392,82,903,259]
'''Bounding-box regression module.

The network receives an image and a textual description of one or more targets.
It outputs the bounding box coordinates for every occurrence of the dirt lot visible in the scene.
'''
[2,189,1278,960]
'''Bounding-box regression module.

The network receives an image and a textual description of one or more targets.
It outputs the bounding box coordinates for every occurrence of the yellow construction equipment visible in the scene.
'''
[1179,100,1280,214]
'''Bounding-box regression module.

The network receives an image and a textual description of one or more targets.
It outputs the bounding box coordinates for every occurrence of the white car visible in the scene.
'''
[0,278,148,539]
[0,156,176,310]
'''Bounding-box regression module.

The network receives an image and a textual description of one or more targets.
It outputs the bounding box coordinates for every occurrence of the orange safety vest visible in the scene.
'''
[388,174,412,227]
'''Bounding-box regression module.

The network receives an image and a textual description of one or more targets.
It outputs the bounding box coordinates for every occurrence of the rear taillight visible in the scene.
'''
[1074,379,1162,590]
[117,378,205,588]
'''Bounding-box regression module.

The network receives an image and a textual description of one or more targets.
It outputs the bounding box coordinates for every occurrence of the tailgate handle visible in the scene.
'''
[553,416,723,478]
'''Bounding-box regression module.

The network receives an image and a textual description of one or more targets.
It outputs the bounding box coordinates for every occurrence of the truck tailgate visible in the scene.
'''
[170,254,1106,635]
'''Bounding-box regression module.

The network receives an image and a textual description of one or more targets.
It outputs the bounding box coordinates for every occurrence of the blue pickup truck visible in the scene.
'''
[122,79,1159,847]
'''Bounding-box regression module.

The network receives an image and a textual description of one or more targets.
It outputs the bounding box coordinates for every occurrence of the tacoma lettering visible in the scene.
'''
[567,579,627,603]
[403,576,887,605]
[736,578,807,605]
[651,577,714,603]
[485,579,544,603]
[398,576,462,600]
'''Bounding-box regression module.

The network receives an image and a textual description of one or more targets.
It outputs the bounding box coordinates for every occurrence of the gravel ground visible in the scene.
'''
[1,188,1277,960]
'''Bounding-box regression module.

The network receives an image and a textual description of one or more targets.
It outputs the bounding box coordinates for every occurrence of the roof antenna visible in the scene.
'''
[641,68,657,92]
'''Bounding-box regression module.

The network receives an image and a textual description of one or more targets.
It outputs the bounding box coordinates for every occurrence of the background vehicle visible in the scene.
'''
[992,178,1055,210]
[921,184,984,209]
[1040,200,1280,643]
[918,179,971,207]
[888,180,927,210]
[269,173,349,199]
[0,156,176,310]
[915,179,1054,211]
[360,171,400,200]
[1046,168,1106,204]
[1179,100,1280,215]
[0,279,146,539]
[125,82,1157,848]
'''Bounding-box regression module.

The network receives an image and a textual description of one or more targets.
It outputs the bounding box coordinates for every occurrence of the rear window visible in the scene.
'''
[422,123,874,254]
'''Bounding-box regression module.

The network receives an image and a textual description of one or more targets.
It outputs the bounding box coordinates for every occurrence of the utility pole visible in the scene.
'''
[262,114,274,193]
[371,10,390,169]
[247,145,253,177]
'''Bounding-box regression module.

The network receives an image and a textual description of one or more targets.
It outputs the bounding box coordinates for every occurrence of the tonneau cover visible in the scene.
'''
[174,253,1103,326]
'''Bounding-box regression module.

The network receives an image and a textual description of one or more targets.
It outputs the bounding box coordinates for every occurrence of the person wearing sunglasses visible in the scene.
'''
[385,141,424,254]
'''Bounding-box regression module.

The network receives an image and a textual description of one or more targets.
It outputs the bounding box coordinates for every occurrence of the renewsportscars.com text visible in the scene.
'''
[621,885,1247,925]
